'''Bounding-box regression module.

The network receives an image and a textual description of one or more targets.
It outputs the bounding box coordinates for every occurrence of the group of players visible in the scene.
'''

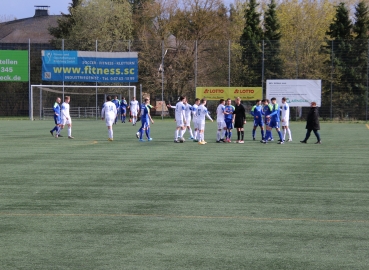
[166,95,292,144]
[51,94,293,144]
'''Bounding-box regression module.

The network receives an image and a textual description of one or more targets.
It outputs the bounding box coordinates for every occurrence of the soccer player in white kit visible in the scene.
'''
[191,98,200,142]
[216,99,226,143]
[129,97,139,126]
[196,98,213,144]
[184,100,195,139]
[101,95,118,141]
[168,96,187,143]
[281,97,292,142]
[59,96,74,139]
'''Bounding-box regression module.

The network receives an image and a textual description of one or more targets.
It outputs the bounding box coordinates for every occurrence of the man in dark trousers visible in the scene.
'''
[300,101,322,144]
[232,97,247,143]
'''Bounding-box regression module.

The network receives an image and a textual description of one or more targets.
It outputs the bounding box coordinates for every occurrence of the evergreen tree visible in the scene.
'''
[263,0,282,80]
[240,0,263,86]
[49,0,82,40]
[326,2,354,118]
[352,1,369,119]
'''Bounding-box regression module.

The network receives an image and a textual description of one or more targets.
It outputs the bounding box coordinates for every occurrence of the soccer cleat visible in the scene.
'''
[203,141,207,144]
[268,138,274,141]
[278,141,284,144]
[253,137,255,141]
[198,141,206,145]
[108,138,113,141]
[288,139,292,142]
[220,138,225,142]
[238,140,245,144]
[50,130,53,136]
[148,138,153,141]
[300,140,307,143]
[260,140,267,144]
[216,140,221,143]
[174,139,180,143]
[136,132,140,139]
[189,137,194,140]
[139,139,145,142]
[315,141,322,144]
[68,136,74,139]
[193,139,199,142]
[58,134,63,137]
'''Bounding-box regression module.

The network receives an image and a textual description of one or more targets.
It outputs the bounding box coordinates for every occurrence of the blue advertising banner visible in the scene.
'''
[42,50,138,82]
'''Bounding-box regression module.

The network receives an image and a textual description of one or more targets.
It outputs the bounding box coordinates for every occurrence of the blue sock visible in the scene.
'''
[261,130,265,140]
[229,131,232,139]
[252,129,256,138]
[140,129,143,140]
[277,130,283,141]
[225,131,228,138]
[146,127,150,139]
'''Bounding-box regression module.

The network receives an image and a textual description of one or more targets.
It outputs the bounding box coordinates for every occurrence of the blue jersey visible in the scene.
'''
[224,105,235,121]
[120,99,127,109]
[140,103,150,121]
[251,105,263,120]
[269,103,280,122]
[112,99,120,108]
[53,102,60,115]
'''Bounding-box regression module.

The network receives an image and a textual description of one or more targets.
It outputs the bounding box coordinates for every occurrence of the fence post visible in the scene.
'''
[262,40,265,97]
[366,39,369,122]
[228,40,231,87]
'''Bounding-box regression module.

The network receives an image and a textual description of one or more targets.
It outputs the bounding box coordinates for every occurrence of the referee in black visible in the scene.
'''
[232,97,247,143]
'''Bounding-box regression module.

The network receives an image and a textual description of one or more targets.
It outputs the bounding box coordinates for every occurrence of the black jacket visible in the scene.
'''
[306,107,320,130]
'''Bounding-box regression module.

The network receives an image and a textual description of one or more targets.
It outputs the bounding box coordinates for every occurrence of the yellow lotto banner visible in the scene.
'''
[196,87,262,101]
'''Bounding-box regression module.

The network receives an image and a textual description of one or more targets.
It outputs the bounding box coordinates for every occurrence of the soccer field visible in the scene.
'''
[0,119,368,269]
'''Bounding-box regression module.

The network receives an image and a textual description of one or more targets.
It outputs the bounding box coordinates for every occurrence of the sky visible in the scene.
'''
[1,0,235,21]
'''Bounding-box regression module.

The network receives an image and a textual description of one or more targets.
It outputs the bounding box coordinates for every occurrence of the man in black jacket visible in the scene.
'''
[300,102,321,144]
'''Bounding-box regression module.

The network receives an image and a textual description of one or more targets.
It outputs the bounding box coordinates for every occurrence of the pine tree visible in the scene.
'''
[240,0,263,86]
[263,0,282,80]
[352,1,369,119]
[49,0,82,40]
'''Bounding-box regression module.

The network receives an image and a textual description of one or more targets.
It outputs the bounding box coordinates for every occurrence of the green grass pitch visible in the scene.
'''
[0,119,368,269]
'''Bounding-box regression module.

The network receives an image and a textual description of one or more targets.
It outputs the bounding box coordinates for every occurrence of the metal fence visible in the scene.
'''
[0,39,368,121]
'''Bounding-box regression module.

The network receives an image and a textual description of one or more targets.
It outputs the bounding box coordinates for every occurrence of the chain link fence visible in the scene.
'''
[1,39,368,121]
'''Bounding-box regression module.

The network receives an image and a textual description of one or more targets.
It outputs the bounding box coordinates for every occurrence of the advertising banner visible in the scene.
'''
[42,50,138,83]
[266,80,321,107]
[0,50,29,82]
[196,87,262,101]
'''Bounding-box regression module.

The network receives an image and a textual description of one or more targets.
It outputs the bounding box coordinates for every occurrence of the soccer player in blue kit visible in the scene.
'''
[137,98,154,141]
[261,99,273,143]
[112,96,120,124]
[263,97,284,144]
[50,97,61,137]
[250,99,265,141]
[120,97,128,123]
[224,98,235,143]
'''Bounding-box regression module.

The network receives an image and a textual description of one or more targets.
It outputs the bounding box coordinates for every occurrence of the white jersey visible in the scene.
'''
[175,101,186,121]
[61,102,70,119]
[192,104,198,122]
[281,102,290,122]
[196,104,213,122]
[130,100,139,112]
[101,101,117,119]
[216,104,225,122]
[184,103,192,119]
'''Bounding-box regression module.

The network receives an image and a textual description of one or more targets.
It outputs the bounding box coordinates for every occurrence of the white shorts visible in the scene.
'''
[176,119,185,127]
[105,117,114,127]
[193,120,199,130]
[131,111,138,117]
[197,121,205,131]
[185,117,191,126]
[217,121,226,130]
[282,120,289,127]
[61,117,72,125]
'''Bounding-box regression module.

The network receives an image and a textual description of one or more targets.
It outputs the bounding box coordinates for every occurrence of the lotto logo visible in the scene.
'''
[204,89,209,93]
[234,89,254,93]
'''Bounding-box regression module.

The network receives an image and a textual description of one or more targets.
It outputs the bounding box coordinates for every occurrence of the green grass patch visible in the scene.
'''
[0,120,368,269]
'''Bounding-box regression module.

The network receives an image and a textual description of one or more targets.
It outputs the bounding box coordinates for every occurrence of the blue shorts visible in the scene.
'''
[54,115,61,125]
[121,108,126,114]
[268,120,280,129]
[253,119,263,127]
[225,120,233,130]
[141,118,150,129]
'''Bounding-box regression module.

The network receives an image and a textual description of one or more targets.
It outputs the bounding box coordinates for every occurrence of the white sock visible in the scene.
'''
[181,128,186,138]
[68,127,71,137]
[110,129,113,139]
[175,130,179,139]
[217,131,220,141]
[288,128,292,140]
[283,129,286,140]
[189,128,194,138]
[194,130,198,140]
[221,130,226,139]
